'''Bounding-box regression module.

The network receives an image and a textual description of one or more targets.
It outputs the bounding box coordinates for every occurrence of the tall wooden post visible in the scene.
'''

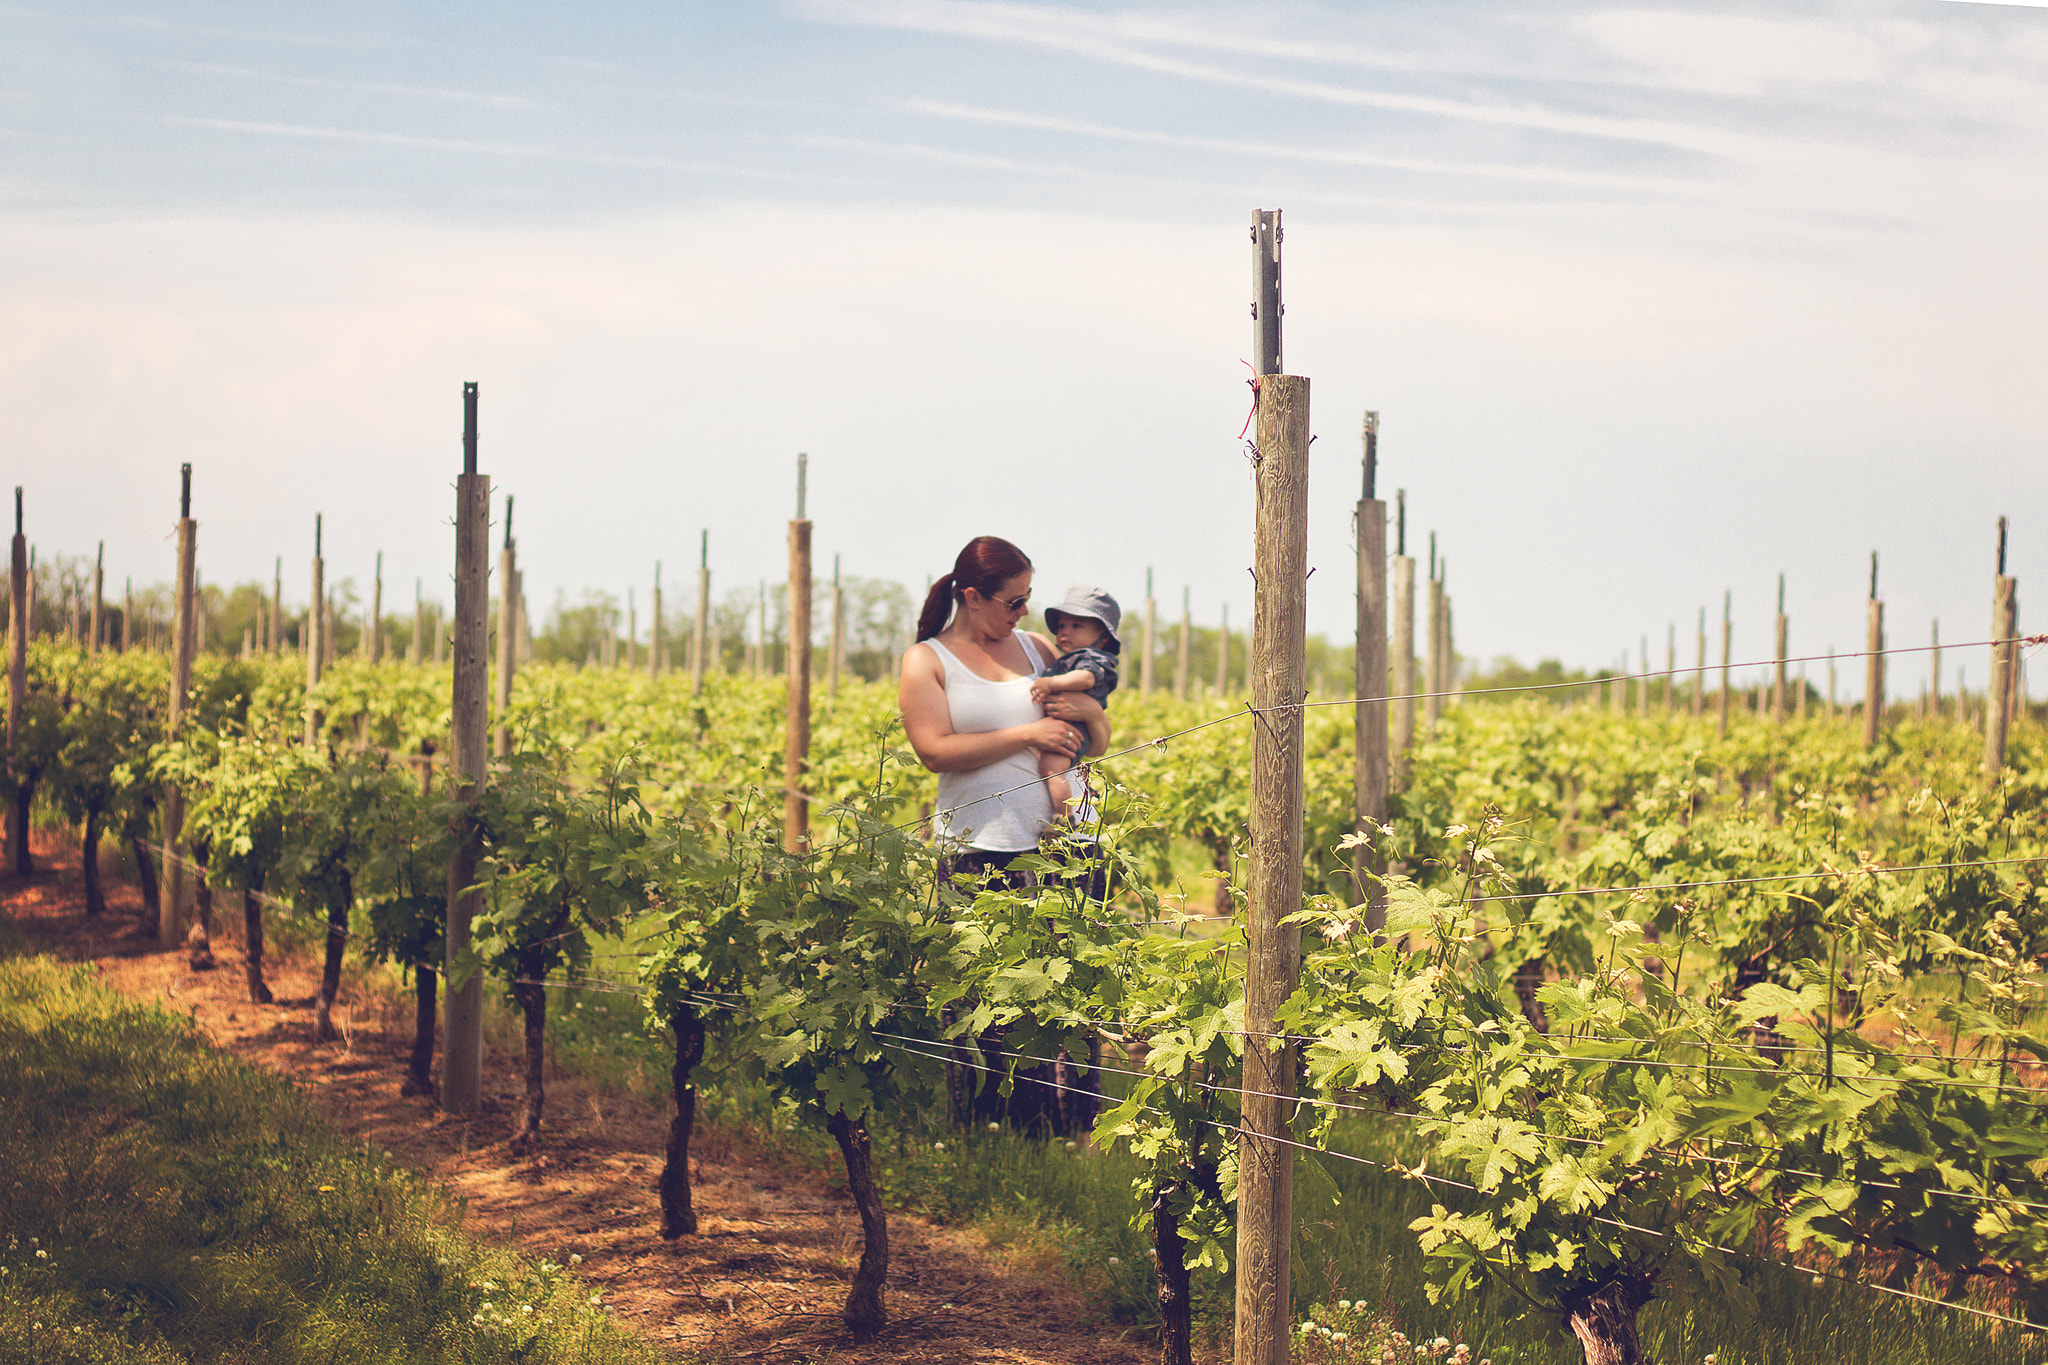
[1693,608,1706,717]
[651,563,664,677]
[1864,552,1885,750]
[1986,519,2017,775]
[1215,602,1230,696]
[830,554,845,697]
[1718,591,1732,738]
[1827,650,1838,719]
[1391,492,1415,768]
[1424,535,1443,732]
[8,490,28,876]
[1931,620,1942,720]
[1663,623,1674,712]
[518,576,531,664]
[445,382,489,1117]
[364,552,381,662]
[162,465,198,944]
[786,455,813,852]
[1772,574,1789,718]
[269,557,281,653]
[495,497,517,757]
[693,531,711,692]
[89,543,103,655]
[1237,210,1306,1365]
[1176,586,1193,700]
[1142,568,1157,694]
[1353,412,1388,920]
[305,516,324,746]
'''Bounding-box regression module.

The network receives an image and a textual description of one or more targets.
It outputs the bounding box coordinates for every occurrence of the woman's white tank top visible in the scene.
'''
[926,634,1054,852]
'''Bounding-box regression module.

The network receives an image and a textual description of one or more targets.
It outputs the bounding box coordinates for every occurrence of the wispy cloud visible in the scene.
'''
[0,3,387,50]
[797,132,1591,216]
[163,117,827,182]
[902,97,1716,194]
[163,61,540,111]
[802,0,1740,152]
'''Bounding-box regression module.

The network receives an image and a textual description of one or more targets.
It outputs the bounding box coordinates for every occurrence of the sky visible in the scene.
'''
[5,0,2048,699]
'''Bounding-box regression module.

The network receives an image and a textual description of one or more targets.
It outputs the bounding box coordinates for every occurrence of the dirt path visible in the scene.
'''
[2,830,1155,1365]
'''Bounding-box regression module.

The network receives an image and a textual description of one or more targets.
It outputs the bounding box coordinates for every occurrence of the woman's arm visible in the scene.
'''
[1042,690,1110,758]
[898,642,1082,774]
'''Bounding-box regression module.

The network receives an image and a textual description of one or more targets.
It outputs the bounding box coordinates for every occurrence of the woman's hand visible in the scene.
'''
[1041,692,1110,757]
[1019,717,1083,757]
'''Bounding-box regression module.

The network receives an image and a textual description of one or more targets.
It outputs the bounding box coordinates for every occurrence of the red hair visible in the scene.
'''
[916,536,1032,641]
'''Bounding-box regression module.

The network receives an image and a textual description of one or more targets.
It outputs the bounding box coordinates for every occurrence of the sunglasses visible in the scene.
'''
[977,589,1030,613]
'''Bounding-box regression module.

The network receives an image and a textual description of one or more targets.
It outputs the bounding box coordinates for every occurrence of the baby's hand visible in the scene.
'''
[1028,678,1051,704]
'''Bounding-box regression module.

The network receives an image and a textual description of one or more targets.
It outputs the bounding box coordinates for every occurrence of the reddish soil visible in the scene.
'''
[2,828,1155,1365]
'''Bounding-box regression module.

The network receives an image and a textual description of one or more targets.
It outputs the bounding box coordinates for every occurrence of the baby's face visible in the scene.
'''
[1053,615,1106,653]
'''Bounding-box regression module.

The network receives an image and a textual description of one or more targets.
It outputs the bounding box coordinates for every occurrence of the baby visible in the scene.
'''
[1030,587,1122,817]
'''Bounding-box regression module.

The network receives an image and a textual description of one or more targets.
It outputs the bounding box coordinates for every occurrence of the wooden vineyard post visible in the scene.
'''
[830,554,845,697]
[1772,574,1789,718]
[786,455,813,852]
[1424,535,1443,732]
[305,515,325,747]
[270,557,281,653]
[1931,621,1943,721]
[1864,552,1885,749]
[412,580,424,665]
[1662,623,1674,712]
[161,464,198,946]
[1353,411,1388,920]
[1142,568,1157,694]
[8,489,28,875]
[1692,609,1706,716]
[1216,603,1230,696]
[445,382,489,1117]
[1236,206,1307,1365]
[368,552,384,663]
[1718,592,1733,738]
[89,542,103,654]
[1391,492,1415,771]
[693,531,711,693]
[518,576,531,664]
[651,564,664,677]
[495,497,518,757]
[1986,518,2017,776]
[1177,585,1193,700]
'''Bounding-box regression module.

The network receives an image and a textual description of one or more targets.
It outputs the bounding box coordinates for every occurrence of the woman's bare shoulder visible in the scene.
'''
[1024,631,1057,657]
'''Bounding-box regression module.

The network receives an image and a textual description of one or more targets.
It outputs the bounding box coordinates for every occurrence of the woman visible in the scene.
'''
[898,535,1109,881]
[899,535,1110,1134]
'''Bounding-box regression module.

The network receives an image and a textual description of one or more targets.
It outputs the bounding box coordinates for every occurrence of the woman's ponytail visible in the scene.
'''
[915,536,1033,642]
[916,573,957,642]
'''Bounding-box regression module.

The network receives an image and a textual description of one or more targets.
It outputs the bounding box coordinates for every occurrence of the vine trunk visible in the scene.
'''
[826,1109,888,1338]
[660,1003,707,1238]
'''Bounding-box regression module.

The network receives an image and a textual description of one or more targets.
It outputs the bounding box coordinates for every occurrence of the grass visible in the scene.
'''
[0,953,661,1365]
